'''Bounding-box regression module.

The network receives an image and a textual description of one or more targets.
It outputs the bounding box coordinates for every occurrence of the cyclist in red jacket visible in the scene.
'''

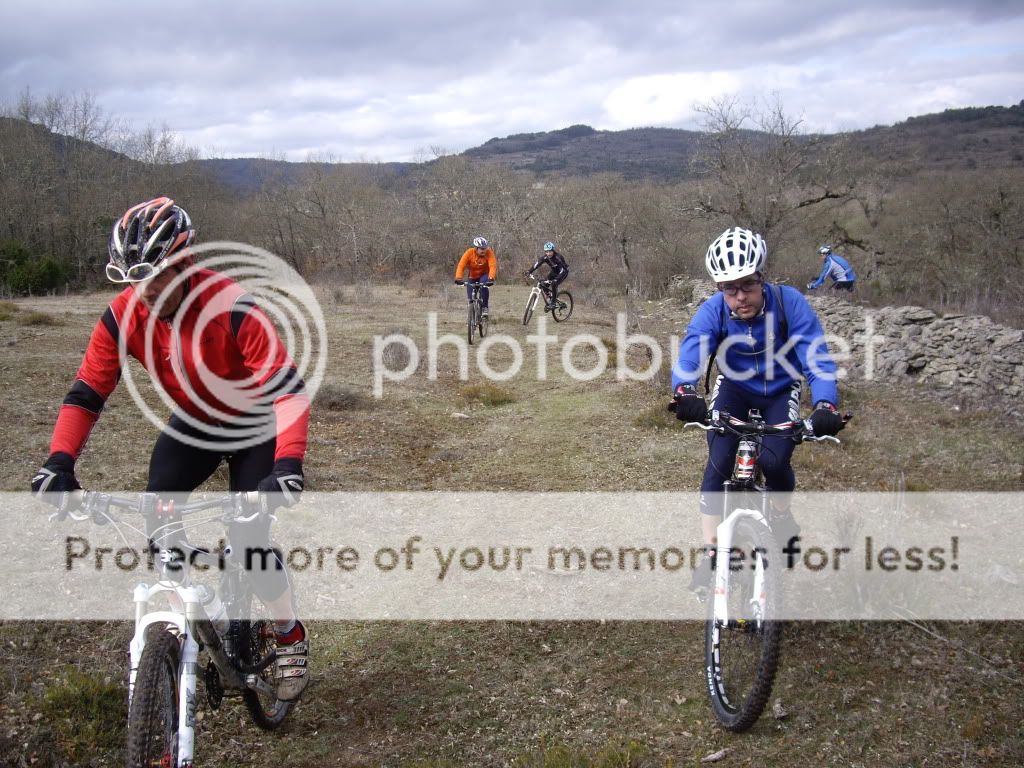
[30,197,311,702]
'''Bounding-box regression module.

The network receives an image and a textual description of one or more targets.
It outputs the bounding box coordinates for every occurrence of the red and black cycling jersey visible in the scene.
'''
[50,268,309,462]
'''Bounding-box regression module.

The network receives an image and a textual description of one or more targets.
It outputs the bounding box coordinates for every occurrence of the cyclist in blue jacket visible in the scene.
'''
[807,245,856,291]
[672,227,845,590]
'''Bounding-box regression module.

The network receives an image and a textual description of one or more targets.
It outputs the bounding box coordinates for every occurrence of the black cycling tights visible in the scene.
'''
[146,413,288,601]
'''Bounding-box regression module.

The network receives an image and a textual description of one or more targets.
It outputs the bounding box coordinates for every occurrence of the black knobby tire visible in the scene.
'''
[479,305,488,338]
[467,301,477,345]
[704,517,783,732]
[522,292,538,325]
[234,598,292,729]
[551,291,573,322]
[126,625,181,768]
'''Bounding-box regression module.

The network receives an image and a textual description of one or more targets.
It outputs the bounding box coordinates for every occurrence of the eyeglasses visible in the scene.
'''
[105,261,166,283]
[719,278,762,297]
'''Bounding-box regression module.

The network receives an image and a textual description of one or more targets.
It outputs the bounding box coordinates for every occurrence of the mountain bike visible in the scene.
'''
[522,275,573,325]
[457,280,490,344]
[54,490,291,767]
[680,408,848,731]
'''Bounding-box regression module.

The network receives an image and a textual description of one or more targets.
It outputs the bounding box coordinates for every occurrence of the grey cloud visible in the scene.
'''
[1,1,1022,160]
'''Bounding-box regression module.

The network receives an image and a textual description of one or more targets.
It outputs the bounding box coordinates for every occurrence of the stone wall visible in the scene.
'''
[668,276,1024,416]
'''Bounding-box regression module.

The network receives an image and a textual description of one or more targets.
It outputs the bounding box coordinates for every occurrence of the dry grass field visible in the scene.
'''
[0,284,1021,766]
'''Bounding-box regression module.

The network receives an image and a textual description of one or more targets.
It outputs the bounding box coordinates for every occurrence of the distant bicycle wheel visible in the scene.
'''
[523,292,538,325]
[467,301,477,345]
[551,291,573,322]
[704,517,782,732]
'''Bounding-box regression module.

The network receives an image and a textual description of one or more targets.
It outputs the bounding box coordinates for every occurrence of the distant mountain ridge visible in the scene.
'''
[184,100,1024,190]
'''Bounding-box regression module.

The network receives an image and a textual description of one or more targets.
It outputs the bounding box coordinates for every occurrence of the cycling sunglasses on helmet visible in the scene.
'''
[105,260,167,283]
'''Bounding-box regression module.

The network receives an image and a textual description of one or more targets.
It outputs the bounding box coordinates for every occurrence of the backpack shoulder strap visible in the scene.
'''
[770,283,788,340]
[703,298,730,394]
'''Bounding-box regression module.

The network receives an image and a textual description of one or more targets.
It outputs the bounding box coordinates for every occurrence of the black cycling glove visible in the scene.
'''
[673,384,708,423]
[257,458,304,511]
[31,451,81,502]
[809,401,843,436]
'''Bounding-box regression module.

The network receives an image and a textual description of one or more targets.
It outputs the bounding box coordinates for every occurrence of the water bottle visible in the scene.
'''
[197,584,230,637]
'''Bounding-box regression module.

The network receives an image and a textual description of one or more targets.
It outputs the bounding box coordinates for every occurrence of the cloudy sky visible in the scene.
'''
[2,1,1022,162]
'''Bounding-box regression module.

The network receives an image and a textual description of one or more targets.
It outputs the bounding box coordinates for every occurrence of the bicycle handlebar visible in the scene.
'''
[55,489,266,525]
[669,405,852,443]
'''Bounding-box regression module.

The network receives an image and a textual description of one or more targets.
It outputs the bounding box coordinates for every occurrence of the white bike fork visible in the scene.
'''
[713,509,769,627]
[128,582,199,768]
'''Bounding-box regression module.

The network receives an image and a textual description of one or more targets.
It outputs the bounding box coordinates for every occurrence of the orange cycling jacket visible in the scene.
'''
[454,247,497,281]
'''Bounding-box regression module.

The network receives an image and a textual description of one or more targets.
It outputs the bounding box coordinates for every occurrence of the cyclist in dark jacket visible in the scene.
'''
[30,197,311,702]
[525,241,569,308]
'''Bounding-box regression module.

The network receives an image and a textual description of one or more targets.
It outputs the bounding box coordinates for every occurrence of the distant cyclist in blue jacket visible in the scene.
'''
[671,227,845,590]
[807,245,856,291]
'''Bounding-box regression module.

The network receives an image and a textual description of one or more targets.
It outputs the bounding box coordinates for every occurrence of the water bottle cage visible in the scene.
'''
[734,439,758,481]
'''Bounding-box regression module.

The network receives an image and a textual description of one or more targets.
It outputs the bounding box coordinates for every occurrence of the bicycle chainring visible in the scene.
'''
[205,660,224,710]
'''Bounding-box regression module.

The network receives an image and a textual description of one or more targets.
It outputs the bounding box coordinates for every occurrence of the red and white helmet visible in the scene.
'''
[107,197,195,283]
[704,227,766,282]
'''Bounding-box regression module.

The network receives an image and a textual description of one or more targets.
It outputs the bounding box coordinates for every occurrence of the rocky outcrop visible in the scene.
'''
[666,276,1024,415]
[809,297,1023,407]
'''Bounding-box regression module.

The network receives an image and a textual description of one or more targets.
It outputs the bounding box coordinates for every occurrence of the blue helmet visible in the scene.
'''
[543,241,556,252]
[472,236,489,249]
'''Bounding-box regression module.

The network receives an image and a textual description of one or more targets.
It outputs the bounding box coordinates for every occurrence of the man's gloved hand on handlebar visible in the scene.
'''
[31,451,81,502]
[672,383,709,423]
[257,458,304,512]
[808,401,844,436]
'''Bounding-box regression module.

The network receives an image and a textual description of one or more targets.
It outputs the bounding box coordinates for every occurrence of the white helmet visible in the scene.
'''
[704,227,766,282]
[472,236,489,249]
[818,244,832,255]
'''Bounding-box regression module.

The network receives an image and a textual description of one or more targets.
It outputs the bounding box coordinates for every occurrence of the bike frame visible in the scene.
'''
[687,412,840,626]
[65,491,274,768]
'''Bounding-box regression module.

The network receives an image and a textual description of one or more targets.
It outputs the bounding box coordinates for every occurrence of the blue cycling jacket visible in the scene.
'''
[671,284,839,406]
[809,253,857,288]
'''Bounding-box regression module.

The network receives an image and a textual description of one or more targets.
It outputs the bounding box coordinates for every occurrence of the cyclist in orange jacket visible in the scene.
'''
[454,236,497,318]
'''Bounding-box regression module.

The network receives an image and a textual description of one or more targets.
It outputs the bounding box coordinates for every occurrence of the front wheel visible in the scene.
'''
[704,518,782,732]
[126,625,181,768]
[551,291,573,322]
[467,302,477,345]
[522,292,538,325]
